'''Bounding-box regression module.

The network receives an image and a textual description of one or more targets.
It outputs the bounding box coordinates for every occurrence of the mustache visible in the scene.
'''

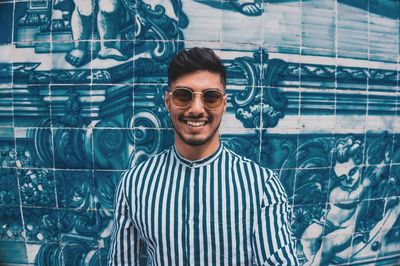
[178,114,208,120]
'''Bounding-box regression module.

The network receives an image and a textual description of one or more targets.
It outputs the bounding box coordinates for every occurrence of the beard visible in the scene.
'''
[172,114,222,146]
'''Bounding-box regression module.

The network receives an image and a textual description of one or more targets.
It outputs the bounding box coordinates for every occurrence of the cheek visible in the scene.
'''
[210,109,224,119]
[355,171,361,180]
[353,169,360,177]
[170,111,183,123]
[170,113,179,121]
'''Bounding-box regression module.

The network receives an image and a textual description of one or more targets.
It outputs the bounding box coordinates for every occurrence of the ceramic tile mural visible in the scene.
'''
[0,0,399,265]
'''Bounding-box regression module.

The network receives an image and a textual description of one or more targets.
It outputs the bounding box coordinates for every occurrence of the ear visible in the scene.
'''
[164,90,170,112]
[223,94,227,113]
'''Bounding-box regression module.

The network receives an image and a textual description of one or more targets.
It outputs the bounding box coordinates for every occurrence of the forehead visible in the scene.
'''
[171,70,224,91]
[333,159,356,176]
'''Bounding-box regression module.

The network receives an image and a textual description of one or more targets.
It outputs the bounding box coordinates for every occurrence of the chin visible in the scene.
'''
[177,131,217,147]
[182,136,211,146]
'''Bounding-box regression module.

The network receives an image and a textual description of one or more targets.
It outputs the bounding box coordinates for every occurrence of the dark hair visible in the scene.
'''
[168,47,226,88]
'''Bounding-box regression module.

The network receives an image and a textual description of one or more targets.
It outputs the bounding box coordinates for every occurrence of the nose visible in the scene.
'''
[188,93,205,113]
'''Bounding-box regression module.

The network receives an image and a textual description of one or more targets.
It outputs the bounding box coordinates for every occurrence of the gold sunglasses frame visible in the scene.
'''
[168,87,225,109]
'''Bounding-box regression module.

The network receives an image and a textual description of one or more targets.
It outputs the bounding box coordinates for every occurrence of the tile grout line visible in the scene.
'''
[11,0,30,263]
[290,0,303,217]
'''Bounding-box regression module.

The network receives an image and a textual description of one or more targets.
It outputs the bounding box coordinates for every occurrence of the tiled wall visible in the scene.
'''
[0,0,399,265]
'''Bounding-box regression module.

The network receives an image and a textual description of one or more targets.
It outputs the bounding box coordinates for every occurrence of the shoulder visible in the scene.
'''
[223,146,286,204]
[121,147,172,182]
[223,145,276,181]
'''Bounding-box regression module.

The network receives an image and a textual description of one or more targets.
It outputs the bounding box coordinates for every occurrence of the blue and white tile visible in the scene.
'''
[262,1,301,52]
[17,168,57,208]
[183,1,222,43]
[0,167,20,207]
[23,207,60,244]
[1,0,400,265]
[301,0,336,57]
[56,169,94,210]
[337,0,368,59]
[221,1,263,45]
[0,206,27,264]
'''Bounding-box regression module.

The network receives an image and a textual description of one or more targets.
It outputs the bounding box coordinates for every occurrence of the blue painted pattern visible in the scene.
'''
[0,0,399,265]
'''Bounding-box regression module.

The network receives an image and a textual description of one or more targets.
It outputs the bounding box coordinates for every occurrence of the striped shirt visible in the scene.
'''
[108,144,298,265]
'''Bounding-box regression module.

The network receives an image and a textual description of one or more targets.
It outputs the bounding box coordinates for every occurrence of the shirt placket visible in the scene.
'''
[188,162,196,265]
[181,163,195,265]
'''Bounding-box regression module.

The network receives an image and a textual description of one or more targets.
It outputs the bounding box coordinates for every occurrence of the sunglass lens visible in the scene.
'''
[203,90,223,108]
[173,89,193,107]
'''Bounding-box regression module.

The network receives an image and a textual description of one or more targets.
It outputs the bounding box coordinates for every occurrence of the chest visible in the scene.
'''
[131,167,258,252]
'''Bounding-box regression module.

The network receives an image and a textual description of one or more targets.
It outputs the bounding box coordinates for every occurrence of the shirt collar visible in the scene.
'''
[172,143,223,168]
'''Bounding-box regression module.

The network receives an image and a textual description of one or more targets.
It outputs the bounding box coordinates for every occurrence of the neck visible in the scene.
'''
[175,135,221,161]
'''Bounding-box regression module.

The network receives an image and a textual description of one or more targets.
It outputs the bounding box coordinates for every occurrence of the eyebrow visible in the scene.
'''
[173,86,224,92]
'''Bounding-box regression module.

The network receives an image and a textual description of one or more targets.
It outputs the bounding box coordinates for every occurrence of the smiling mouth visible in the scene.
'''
[185,120,207,127]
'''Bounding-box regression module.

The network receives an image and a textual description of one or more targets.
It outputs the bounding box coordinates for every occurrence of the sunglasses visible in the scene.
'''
[168,87,225,109]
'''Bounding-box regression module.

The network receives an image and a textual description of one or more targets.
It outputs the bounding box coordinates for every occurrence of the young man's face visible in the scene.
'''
[165,70,227,149]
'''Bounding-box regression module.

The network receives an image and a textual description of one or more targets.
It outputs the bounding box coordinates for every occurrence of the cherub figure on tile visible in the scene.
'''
[60,0,127,67]
[301,137,373,266]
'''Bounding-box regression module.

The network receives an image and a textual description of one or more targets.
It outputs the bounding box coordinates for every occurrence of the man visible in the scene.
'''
[108,47,298,265]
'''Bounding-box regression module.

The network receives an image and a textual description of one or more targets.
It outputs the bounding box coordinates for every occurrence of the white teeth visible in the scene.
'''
[186,121,206,127]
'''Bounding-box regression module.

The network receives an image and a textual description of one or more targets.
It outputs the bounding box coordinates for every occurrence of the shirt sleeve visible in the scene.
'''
[252,170,299,265]
[108,170,144,265]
